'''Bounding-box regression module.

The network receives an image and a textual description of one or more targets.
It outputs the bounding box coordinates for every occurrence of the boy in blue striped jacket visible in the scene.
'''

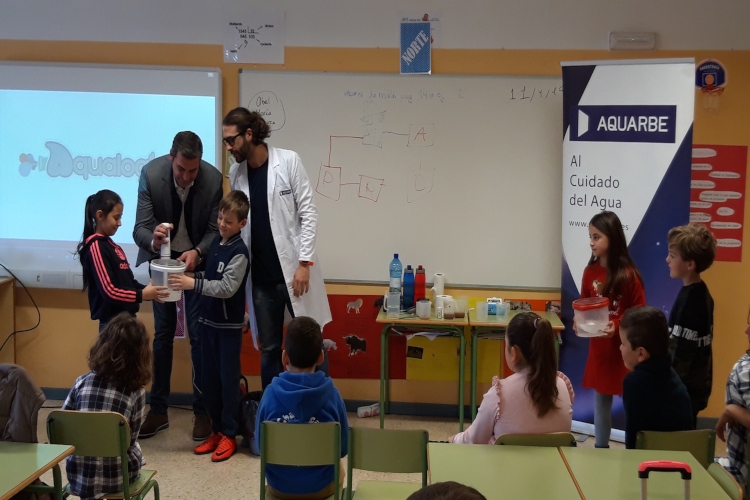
[170,190,250,462]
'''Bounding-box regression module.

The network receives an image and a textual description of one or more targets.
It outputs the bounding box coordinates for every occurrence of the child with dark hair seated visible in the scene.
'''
[407,481,487,500]
[255,316,348,499]
[62,313,151,499]
[619,306,693,449]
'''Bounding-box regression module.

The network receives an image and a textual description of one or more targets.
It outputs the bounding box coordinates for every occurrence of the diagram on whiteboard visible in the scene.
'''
[315,101,436,203]
[248,92,435,204]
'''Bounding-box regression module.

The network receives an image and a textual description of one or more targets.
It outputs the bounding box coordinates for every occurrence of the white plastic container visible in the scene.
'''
[572,297,610,337]
[416,299,431,319]
[150,258,186,302]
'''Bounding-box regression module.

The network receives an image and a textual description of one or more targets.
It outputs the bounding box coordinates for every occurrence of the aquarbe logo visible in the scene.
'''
[570,105,677,144]
[18,141,155,179]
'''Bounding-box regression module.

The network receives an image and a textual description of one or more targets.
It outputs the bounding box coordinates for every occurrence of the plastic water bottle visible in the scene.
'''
[415,265,426,303]
[403,265,415,309]
[389,253,402,293]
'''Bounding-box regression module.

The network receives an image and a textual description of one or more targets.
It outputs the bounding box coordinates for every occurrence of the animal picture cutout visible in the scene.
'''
[325,294,406,379]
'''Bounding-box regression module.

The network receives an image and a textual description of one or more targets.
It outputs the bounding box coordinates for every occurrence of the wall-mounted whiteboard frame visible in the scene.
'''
[240,70,563,289]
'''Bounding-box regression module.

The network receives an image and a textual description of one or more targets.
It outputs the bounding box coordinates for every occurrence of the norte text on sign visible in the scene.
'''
[402,30,429,66]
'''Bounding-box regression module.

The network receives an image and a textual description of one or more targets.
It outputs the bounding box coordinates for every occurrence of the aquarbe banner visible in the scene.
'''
[559,59,695,431]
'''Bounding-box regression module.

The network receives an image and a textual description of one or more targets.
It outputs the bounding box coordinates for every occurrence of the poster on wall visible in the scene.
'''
[559,59,695,433]
[400,21,431,75]
[691,145,748,262]
[223,9,285,64]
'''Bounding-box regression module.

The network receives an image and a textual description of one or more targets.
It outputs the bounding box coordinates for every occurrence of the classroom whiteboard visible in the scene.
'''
[239,71,563,288]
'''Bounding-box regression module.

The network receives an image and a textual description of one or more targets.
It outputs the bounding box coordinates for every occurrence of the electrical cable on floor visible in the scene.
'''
[0,262,41,353]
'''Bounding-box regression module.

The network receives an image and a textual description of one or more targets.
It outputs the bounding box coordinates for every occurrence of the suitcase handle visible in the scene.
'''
[639,460,691,500]
[638,460,692,480]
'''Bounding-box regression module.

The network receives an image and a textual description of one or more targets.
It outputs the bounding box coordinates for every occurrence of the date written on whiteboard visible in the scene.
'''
[510,86,563,102]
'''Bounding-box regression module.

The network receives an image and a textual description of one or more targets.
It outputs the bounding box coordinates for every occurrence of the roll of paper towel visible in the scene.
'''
[430,273,446,298]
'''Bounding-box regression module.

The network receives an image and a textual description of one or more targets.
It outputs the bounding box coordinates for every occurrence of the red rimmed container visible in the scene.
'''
[572,297,610,337]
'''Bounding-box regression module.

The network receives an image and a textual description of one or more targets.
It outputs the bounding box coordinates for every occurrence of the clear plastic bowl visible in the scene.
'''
[150,258,186,302]
[572,297,610,337]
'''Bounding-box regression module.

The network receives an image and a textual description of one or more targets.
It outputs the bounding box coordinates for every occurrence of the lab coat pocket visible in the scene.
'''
[278,186,294,216]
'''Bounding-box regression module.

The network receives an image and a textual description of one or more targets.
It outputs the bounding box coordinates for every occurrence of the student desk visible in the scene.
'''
[468,310,564,419]
[560,448,730,499]
[375,310,467,430]
[428,443,582,499]
[0,442,74,500]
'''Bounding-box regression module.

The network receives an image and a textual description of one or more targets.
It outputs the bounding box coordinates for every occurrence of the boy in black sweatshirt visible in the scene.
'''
[620,306,693,449]
[666,224,717,427]
[170,190,250,462]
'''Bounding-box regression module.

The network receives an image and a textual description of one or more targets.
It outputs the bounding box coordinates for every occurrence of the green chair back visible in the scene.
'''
[47,409,159,500]
[635,429,716,469]
[260,421,341,500]
[495,432,577,447]
[346,427,428,498]
[707,463,743,500]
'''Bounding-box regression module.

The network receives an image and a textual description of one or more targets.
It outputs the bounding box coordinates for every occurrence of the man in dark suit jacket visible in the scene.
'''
[133,131,223,441]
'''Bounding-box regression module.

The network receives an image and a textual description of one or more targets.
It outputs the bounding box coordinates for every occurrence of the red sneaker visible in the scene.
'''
[194,433,222,455]
[211,434,237,462]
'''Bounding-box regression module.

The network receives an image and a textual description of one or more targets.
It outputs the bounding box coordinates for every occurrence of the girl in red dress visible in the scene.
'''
[580,211,645,447]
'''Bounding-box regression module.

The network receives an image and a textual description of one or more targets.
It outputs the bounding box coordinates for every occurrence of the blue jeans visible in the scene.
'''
[202,326,242,437]
[594,392,613,448]
[253,281,329,390]
[150,288,205,416]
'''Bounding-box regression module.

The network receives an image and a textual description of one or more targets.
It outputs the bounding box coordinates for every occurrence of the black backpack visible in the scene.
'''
[239,390,263,450]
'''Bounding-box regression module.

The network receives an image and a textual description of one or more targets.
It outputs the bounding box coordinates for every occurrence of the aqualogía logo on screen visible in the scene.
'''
[570,105,677,143]
[18,142,155,179]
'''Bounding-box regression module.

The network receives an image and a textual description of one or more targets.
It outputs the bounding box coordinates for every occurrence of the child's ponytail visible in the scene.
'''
[506,312,560,418]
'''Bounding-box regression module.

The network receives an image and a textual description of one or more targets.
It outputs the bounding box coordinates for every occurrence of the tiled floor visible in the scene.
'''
[36,401,726,499]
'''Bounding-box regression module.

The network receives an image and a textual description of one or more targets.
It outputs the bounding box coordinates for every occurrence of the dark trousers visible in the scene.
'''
[253,281,329,390]
[202,326,242,437]
[150,287,205,415]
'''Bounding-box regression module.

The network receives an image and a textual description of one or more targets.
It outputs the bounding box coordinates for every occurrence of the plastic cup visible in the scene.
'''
[476,302,489,321]
[386,291,400,318]
[455,297,468,318]
[497,302,509,316]
[443,299,456,320]
[416,299,431,319]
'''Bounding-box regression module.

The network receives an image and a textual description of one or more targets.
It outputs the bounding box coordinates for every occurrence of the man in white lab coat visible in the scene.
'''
[223,107,332,389]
